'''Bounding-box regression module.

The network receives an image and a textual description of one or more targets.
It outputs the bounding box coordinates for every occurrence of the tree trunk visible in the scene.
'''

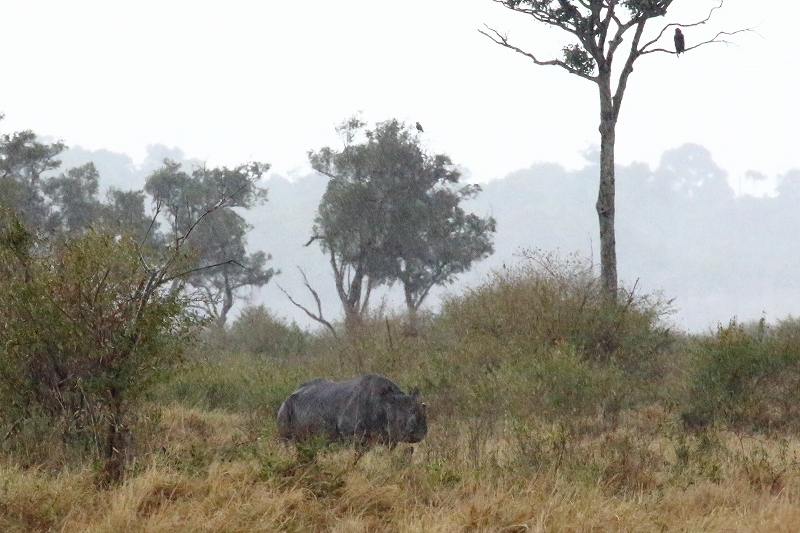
[102,420,131,484]
[597,76,618,301]
[102,389,131,485]
[217,270,233,326]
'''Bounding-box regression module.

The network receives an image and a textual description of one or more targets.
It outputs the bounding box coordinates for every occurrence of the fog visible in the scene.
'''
[58,141,800,333]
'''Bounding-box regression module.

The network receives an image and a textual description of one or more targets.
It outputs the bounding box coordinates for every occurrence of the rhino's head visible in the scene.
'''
[386,388,427,444]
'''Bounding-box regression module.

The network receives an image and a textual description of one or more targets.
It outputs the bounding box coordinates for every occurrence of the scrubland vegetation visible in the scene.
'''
[4,250,800,532]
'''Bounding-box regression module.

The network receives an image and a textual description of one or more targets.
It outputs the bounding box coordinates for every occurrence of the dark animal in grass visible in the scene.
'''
[680,410,709,433]
[674,28,685,56]
[277,374,427,460]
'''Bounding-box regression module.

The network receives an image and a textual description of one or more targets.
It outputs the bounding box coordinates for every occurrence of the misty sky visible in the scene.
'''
[1,1,796,196]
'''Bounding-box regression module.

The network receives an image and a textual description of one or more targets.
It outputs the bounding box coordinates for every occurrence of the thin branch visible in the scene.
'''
[639,0,723,51]
[488,0,583,37]
[3,420,20,441]
[278,267,338,338]
[611,19,646,118]
[136,248,156,276]
[479,24,598,82]
[279,283,327,329]
[174,179,252,250]
[163,259,245,285]
[639,0,755,55]
[640,27,756,56]
[91,267,112,307]
[602,15,638,71]
[411,279,436,311]
[597,0,619,52]
[140,199,161,249]
[304,235,323,247]
[128,176,259,340]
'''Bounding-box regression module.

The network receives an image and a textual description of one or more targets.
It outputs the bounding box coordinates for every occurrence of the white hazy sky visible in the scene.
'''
[1,1,796,194]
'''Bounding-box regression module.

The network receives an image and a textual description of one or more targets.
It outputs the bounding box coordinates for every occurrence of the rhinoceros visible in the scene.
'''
[277,374,427,452]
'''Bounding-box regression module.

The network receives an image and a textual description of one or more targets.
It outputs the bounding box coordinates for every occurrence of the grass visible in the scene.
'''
[5,404,800,532]
[5,253,800,531]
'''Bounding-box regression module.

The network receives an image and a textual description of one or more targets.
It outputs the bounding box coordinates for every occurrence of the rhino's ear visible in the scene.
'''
[409,387,420,398]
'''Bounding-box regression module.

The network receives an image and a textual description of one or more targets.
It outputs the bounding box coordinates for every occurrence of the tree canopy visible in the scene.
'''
[306,116,496,328]
[0,122,65,231]
[145,160,276,324]
[0,117,275,326]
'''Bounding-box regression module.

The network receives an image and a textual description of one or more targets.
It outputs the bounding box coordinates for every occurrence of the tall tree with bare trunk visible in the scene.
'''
[481,0,751,300]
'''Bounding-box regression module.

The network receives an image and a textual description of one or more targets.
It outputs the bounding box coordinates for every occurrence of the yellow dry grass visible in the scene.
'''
[4,403,800,532]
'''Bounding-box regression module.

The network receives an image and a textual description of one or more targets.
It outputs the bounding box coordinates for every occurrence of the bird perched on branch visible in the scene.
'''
[674,28,685,56]
[415,121,424,133]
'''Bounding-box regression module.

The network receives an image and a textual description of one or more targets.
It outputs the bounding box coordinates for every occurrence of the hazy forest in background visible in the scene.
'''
[60,140,800,332]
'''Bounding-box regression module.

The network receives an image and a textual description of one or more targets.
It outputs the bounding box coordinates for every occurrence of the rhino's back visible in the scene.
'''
[277,374,399,442]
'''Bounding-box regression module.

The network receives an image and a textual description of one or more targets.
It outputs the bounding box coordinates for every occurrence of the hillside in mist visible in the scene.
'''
[60,142,800,332]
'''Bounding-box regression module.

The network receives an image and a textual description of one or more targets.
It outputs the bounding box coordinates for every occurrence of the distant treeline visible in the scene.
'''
[60,142,800,332]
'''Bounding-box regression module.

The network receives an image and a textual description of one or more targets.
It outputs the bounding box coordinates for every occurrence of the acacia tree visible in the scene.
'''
[145,160,277,324]
[0,116,65,230]
[187,207,276,324]
[0,155,269,480]
[481,0,750,299]
[0,209,199,482]
[304,116,495,331]
[392,182,496,311]
[42,162,105,233]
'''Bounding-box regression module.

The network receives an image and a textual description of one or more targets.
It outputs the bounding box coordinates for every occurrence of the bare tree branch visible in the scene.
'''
[597,0,620,52]
[479,24,598,82]
[163,259,245,285]
[278,267,338,338]
[639,0,756,55]
[640,27,756,56]
[611,20,646,118]
[173,179,252,250]
[129,173,263,330]
[140,198,161,250]
[304,235,323,247]
[639,0,723,51]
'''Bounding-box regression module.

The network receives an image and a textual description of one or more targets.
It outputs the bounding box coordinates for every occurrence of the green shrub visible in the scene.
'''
[685,318,800,431]
[153,353,301,416]
[435,249,674,374]
[226,305,309,358]
[421,339,629,438]
[0,215,200,476]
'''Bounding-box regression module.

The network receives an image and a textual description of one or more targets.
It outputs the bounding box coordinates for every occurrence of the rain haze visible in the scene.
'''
[1,1,798,331]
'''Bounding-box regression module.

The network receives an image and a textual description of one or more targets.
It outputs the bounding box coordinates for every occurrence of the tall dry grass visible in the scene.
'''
[5,404,800,532]
[5,252,800,531]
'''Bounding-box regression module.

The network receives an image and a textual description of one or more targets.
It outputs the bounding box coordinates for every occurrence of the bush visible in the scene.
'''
[684,318,800,431]
[226,305,309,358]
[154,353,301,416]
[409,250,675,436]
[435,249,674,373]
[0,214,201,477]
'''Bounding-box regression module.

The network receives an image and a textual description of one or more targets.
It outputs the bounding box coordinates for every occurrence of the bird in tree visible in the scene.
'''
[674,28,686,56]
[479,1,752,299]
[415,121,424,133]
